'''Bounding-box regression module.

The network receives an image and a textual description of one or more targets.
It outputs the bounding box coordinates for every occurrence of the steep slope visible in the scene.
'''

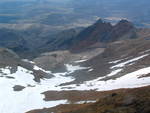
[0,30,149,113]
[0,48,53,82]
[0,28,29,53]
[102,20,137,42]
[38,27,83,53]
[32,30,150,89]
[0,20,150,113]
[0,26,83,59]
[70,19,137,52]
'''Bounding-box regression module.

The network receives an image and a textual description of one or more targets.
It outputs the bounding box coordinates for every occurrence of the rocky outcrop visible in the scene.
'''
[0,48,53,82]
[102,20,137,42]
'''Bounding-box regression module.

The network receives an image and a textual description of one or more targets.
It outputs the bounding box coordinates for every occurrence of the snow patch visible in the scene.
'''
[0,66,74,113]
[0,63,90,113]
[74,59,88,63]
[61,66,150,91]
[109,59,123,64]
[75,100,96,104]
[88,68,94,72]
[65,64,90,74]
[107,69,123,77]
[33,65,51,73]
[111,54,149,69]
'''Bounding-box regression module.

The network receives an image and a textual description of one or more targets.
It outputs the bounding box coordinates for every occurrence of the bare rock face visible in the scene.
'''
[33,51,71,72]
[13,85,25,91]
[71,19,113,51]
[70,19,137,52]
[104,20,137,42]
[0,48,20,68]
[0,48,53,82]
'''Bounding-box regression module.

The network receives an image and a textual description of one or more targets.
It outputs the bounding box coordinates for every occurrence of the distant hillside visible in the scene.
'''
[1,0,150,27]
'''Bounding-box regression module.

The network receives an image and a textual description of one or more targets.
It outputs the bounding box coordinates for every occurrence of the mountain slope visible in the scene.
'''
[0,20,150,113]
[64,86,150,113]
[70,19,137,52]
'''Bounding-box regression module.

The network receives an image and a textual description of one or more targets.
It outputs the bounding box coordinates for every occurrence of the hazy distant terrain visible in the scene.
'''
[0,0,150,58]
[0,0,150,27]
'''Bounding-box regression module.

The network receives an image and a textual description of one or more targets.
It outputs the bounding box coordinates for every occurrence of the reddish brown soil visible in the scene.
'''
[27,86,150,113]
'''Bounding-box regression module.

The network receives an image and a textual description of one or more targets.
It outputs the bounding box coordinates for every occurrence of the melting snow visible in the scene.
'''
[22,59,35,64]
[0,54,150,113]
[65,64,90,74]
[88,68,94,72]
[0,66,74,113]
[111,54,149,69]
[0,63,91,113]
[107,69,123,77]
[109,59,123,64]
[74,100,96,104]
[33,65,51,73]
[61,66,150,91]
[74,59,88,63]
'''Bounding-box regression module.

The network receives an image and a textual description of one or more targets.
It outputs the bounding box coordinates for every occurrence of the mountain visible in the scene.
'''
[0,48,53,82]
[0,19,150,113]
[101,20,137,42]
[38,27,83,53]
[0,25,83,58]
[0,28,29,52]
[26,31,150,113]
[0,0,150,113]
[69,19,137,52]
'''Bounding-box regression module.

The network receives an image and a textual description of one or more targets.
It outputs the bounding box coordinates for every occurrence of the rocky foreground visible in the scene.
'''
[27,86,150,113]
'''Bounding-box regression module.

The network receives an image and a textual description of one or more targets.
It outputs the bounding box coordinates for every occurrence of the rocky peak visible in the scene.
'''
[70,19,113,51]
[94,19,111,26]
[104,19,137,42]
[114,19,135,32]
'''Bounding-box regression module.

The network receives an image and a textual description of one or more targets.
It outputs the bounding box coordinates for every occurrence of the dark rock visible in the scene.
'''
[13,85,25,91]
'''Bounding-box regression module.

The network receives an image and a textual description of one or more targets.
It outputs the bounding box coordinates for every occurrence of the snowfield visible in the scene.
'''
[61,54,150,91]
[0,64,89,113]
[0,66,73,113]
[61,66,150,91]
[0,55,150,113]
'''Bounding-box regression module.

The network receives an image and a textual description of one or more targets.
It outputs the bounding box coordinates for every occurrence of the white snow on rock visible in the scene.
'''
[88,68,94,72]
[61,66,150,91]
[0,67,11,75]
[0,54,150,113]
[111,54,149,69]
[140,49,150,54]
[74,100,96,104]
[109,59,123,64]
[22,59,35,64]
[106,69,123,77]
[65,64,90,74]
[0,66,74,113]
[74,59,88,63]
[33,65,51,73]
[0,63,91,113]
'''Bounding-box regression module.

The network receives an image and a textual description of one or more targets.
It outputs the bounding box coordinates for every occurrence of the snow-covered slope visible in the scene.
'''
[0,53,150,113]
[1,36,150,113]
[0,64,90,113]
